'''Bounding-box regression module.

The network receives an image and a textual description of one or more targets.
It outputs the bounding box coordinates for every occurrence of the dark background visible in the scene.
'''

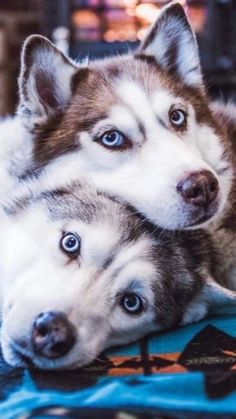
[1,0,236,116]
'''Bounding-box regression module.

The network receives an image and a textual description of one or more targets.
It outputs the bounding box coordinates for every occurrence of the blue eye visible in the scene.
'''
[120,293,143,315]
[170,109,186,128]
[60,233,81,256]
[100,130,125,148]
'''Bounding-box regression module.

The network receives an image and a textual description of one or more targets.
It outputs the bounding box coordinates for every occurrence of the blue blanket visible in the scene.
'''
[1,306,236,418]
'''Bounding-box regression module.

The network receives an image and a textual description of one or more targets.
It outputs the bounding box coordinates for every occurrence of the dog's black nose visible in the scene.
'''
[32,311,76,359]
[177,171,219,207]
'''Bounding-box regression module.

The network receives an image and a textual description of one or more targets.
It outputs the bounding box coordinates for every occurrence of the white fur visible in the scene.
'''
[0,116,33,200]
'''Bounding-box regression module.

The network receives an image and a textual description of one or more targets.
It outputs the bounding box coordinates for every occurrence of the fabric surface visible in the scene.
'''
[0,306,236,418]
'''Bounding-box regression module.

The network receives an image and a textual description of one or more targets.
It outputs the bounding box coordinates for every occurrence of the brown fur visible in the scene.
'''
[211,103,236,231]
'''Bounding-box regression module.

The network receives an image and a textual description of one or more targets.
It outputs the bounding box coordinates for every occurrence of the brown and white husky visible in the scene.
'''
[17,2,234,233]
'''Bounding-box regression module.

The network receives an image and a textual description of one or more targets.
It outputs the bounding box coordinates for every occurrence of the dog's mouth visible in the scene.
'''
[16,351,34,367]
[186,213,215,228]
[183,201,220,229]
[6,341,90,371]
[6,341,34,368]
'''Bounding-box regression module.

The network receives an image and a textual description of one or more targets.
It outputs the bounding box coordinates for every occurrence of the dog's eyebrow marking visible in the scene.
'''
[78,114,108,132]
[116,80,156,131]
[157,116,168,130]
[110,254,145,282]
[100,240,129,272]
[108,104,146,144]
[89,248,120,283]
[138,121,146,139]
[102,253,116,271]
[2,196,31,216]
[186,65,199,76]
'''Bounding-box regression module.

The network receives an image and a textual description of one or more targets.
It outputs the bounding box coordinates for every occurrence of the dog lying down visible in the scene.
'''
[0,179,235,370]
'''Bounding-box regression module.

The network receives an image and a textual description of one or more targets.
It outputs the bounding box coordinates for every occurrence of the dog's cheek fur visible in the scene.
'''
[151,229,220,328]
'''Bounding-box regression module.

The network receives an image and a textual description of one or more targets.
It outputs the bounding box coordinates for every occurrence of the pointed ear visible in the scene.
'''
[18,35,77,128]
[200,278,236,307]
[138,2,203,88]
[182,278,236,326]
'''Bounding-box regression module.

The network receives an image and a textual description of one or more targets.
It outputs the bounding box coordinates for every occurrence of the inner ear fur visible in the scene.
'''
[18,35,77,128]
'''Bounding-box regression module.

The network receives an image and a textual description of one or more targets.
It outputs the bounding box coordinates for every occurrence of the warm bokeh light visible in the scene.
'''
[70,0,205,44]
[135,3,161,24]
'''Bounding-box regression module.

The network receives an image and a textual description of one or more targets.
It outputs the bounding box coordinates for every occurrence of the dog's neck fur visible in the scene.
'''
[206,103,236,287]
[211,103,236,229]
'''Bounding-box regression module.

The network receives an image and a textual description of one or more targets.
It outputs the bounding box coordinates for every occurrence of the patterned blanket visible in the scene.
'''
[0,306,236,418]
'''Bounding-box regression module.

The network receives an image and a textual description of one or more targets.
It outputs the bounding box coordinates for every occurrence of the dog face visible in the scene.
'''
[0,181,233,370]
[18,3,232,230]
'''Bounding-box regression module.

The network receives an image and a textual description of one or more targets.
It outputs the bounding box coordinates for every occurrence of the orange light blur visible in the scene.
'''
[135,3,161,24]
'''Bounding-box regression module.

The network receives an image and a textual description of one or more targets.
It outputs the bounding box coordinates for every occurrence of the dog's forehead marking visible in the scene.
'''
[116,80,157,133]
[76,242,156,316]
[108,105,140,137]
[67,219,124,269]
[105,235,154,278]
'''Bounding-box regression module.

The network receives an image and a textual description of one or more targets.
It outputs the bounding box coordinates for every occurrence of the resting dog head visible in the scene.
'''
[18,2,232,230]
[0,180,235,370]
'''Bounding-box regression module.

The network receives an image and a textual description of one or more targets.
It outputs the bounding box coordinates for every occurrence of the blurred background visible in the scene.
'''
[1,0,236,116]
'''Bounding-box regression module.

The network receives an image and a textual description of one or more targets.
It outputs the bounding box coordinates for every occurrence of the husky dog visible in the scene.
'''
[0,178,235,370]
[17,2,233,234]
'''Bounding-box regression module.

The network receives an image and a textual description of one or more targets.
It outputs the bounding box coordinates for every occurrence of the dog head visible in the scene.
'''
[18,2,232,230]
[0,180,235,370]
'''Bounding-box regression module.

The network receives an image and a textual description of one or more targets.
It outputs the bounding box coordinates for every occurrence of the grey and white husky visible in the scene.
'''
[0,178,235,370]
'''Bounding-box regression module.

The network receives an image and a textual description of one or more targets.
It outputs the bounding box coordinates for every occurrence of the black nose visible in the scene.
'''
[32,311,76,359]
[177,171,219,207]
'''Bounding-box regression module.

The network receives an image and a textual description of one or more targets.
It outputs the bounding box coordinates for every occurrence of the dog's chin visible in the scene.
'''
[183,213,217,230]
[178,200,221,231]
[2,346,88,370]
[1,330,100,370]
[8,348,94,371]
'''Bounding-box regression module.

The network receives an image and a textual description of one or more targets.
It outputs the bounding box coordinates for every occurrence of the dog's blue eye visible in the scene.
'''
[60,233,81,256]
[100,130,125,148]
[121,293,143,315]
[170,109,186,128]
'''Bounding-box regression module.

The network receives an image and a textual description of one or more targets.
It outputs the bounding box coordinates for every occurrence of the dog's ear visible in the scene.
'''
[18,35,77,128]
[138,2,202,88]
[182,278,236,325]
[202,279,236,307]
